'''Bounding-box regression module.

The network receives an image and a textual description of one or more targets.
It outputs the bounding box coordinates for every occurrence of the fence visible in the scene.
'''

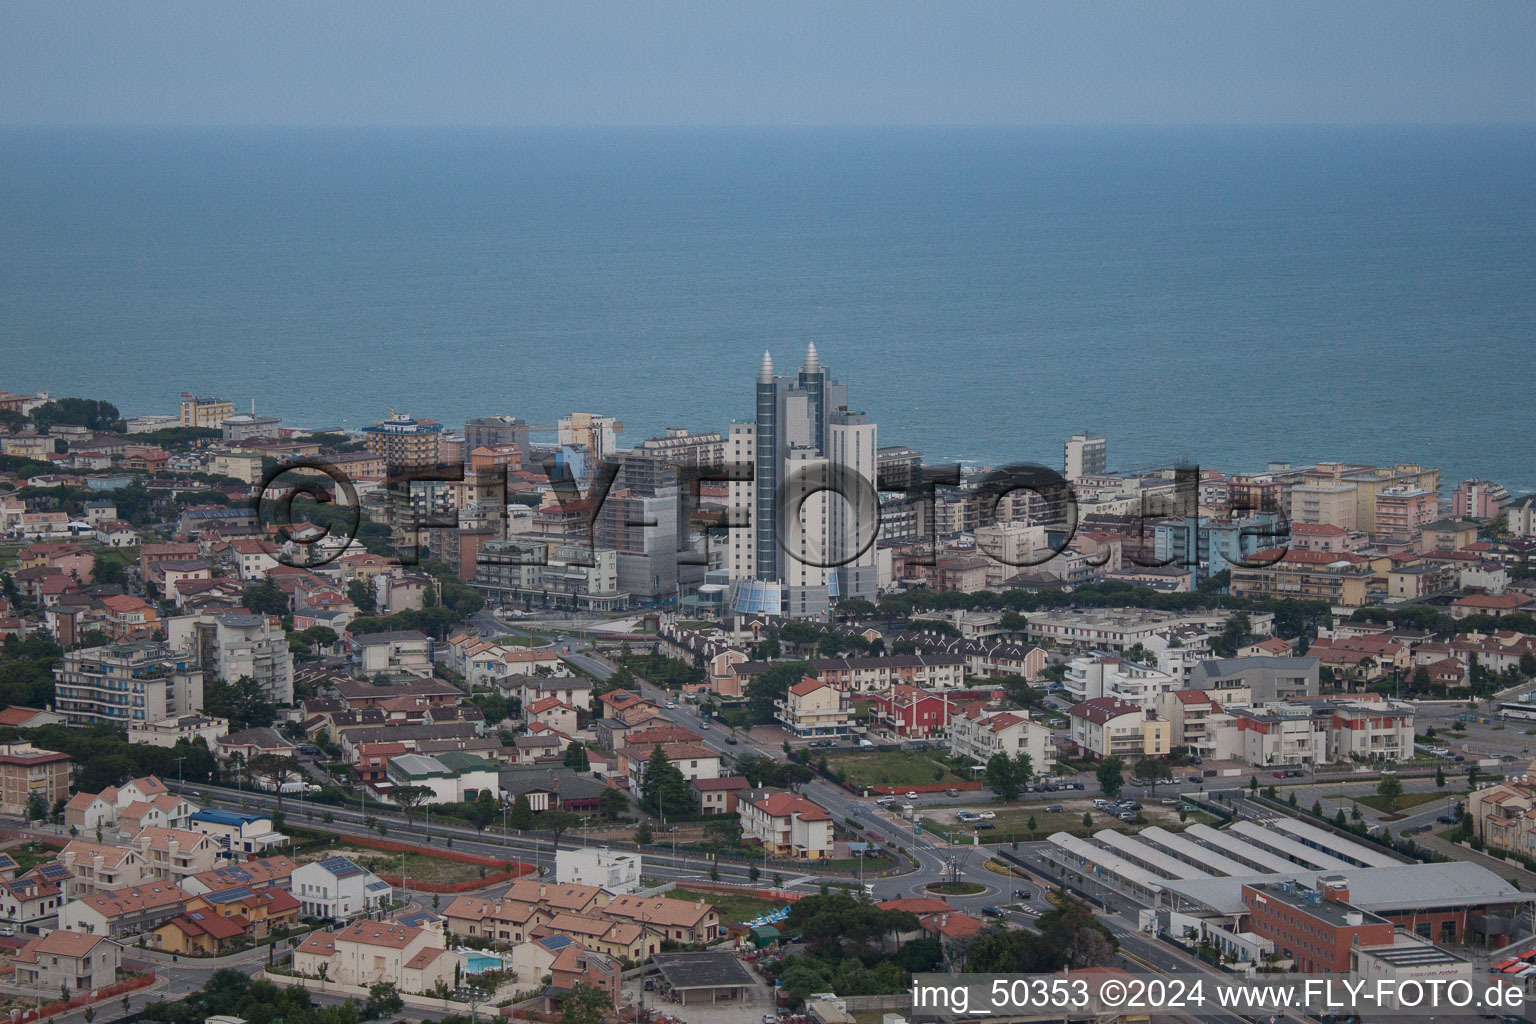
[9,971,157,1023]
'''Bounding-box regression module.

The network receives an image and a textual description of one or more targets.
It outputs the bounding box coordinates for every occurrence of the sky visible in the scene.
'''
[1,1,1533,126]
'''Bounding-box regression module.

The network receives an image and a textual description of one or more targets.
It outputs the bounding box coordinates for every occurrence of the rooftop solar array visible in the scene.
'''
[317,856,364,878]
[205,886,256,904]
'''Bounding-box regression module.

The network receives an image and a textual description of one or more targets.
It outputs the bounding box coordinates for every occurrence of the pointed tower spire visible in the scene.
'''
[757,350,775,383]
[803,340,820,374]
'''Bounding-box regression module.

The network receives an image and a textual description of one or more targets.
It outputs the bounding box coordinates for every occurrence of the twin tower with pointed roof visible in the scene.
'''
[726,343,879,619]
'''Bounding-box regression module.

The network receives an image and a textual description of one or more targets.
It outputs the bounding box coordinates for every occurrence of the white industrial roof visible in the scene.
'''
[1162,861,1534,917]
[1266,815,1400,868]
[1138,826,1256,878]
[1229,820,1357,872]
[1092,830,1212,881]
[1047,832,1166,895]
[1183,823,1298,874]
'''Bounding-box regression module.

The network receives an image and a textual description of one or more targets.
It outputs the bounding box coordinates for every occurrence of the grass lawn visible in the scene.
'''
[1354,791,1456,813]
[5,841,57,873]
[671,887,783,924]
[827,751,964,788]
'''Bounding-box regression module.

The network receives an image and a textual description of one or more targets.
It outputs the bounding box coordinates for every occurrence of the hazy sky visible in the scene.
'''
[3,1,1534,126]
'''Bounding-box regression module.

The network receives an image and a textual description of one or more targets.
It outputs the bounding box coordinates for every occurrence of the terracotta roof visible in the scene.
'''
[0,706,50,726]
[297,930,337,956]
[1069,697,1144,724]
[789,676,830,697]
[13,930,109,963]
[746,791,832,822]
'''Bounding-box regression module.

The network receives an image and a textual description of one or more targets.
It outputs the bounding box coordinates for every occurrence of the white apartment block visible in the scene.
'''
[738,790,834,860]
[52,643,203,727]
[555,848,641,894]
[1064,655,1177,710]
[946,704,1054,774]
[1028,609,1274,653]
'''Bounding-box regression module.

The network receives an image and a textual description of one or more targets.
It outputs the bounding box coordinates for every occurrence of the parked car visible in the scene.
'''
[956,811,979,822]
[1272,770,1288,778]
[1118,811,1137,822]
[1189,756,1203,765]
[1161,797,1178,806]
[1093,798,1111,809]
[1045,804,1064,813]
[665,701,677,709]
[974,822,996,830]
[1121,800,1142,810]
[1068,781,1085,790]
[978,810,997,819]
[906,791,918,799]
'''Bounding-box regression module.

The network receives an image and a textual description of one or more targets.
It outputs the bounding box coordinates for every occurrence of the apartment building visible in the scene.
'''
[733,653,965,694]
[0,742,72,817]
[179,395,234,428]
[1026,609,1274,653]
[1374,487,1438,545]
[52,642,203,727]
[870,685,953,739]
[362,412,442,470]
[738,790,834,860]
[1063,655,1177,711]
[59,882,187,938]
[350,629,434,677]
[294,919,460,995]
[132,827,221,883]
[167,611,295,705]
[774,677,852,738]
[1067,697,1170,761]
[946,704,1055,774]
[1229,549,1378,606]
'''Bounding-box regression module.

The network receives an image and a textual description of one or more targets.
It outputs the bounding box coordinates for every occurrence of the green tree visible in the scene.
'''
[1131,758,1164,793]
[634,820,654,844]
[472,789,497,833]
[366,982,404,1018]
[745,660,817,724]
[347,579,377,615]
[248,754,303,811]
[1468,763,1481,790]
[1082,811,1093,829]
[1376,775,1404,812]
[639,743,695,818]
[597,786,627,820]
[561,982,611,1024]
[537,809,581,846]
[24,792,48,822]
[509,794,535,830]
[985,753,1020,800]
[241,581,289,617]
[563,740,590,770]
[201,675,278,730]
[392,784,435,829]
[1026,815,1037,836]
[1096,756,1125,799]
[1435,767,1446,789]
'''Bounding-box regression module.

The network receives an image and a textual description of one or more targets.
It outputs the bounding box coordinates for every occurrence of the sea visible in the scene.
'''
[2,125,1534,491]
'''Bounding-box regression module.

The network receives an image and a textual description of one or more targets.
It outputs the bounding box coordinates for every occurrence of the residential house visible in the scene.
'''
[1067,697,1170,761]
[738,790,834,860]
[774,677,852,739]
[133,827,221,883]
[178,855,298,897]
[189,809,289,858]
[870,685,953,739]
[294,918,461,995]
[57,840,148,896]
[350,630,433,677]
[547,945,621,1009]
[945,704,1055,774]
[291,856,392,921]
[9,931,121,995]
[58,882,187,938]
[692,776,749,815]
[599,892,722,945]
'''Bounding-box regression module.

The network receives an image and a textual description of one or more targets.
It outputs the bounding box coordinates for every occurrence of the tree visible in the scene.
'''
[201,675,277,730]
[366,982,404,1018]
[704,818,743,851]
[1026,815,1037,836]
[1522,652,1536,679]
[1096,756,1125,799]
[985,753,1020,800]
[509,794,535,830]
[1131,758,1164,793]
[639,743,695,819]
[1248,774,1259,795]
[472,789,497,833]
[24,792,48,823]
[745,660,817,724]
[248,754,302,810]
[1082,812,1093,829]
[347,579,377,615]
[538,809,580,846]
[597,786,627,820]
[392,784,435,829]
[634,820,654,844]
[241,581,289,617]
[561,982,612,1024]
[1435,767,1446,789]
[1376,775,1404,812]
[563,740,590,770]
[1468,763,1481,791]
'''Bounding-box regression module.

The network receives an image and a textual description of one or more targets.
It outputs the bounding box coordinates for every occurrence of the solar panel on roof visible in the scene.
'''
[366,880,392,892]
[317,856,363,878]
[205,886,255,904]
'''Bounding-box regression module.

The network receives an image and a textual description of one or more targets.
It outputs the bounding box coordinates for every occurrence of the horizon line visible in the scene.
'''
[3,120,1536,130]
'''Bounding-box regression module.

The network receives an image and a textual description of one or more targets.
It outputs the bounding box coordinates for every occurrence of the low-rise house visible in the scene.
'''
[385,751,500,804]
[57,840,148,896]
[10,931,121,995]
[600,893,721,945]
[525,695,581,736]
[0,875,67,934]
[548,944,621,1009]
[295,918,462,994]
[117,793,199,835]
[128,713,229,749]
[291,856,392,921]
[179,855,299,897]
[692,776,749,815]
[615,741,721,792]
[59,882,187,938]
[555,848,640,894]
[152,886,301,954]
[134,827,222,883]
[774,677,852,739]
[532,913,649,961]
[738,790,834,860]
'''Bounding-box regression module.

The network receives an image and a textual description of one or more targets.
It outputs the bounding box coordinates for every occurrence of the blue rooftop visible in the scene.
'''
[193,809,266,827]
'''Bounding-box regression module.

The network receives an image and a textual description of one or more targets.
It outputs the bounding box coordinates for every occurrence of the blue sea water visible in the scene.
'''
[2,126,1534,490]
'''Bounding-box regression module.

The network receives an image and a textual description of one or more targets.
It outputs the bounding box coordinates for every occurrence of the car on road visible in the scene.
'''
[906,791,918,799]
[725,734,739,744]
[1436,814,1458,824]
[665,702,677,709]
[1188,775,1203,784]
[982,906,1005,917]
[699,720,710,730]
[1015,888,1032,900]
[764,1014,778,1024]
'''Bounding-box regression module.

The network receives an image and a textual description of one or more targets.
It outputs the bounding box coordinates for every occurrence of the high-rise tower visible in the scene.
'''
[728,344,877,618]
